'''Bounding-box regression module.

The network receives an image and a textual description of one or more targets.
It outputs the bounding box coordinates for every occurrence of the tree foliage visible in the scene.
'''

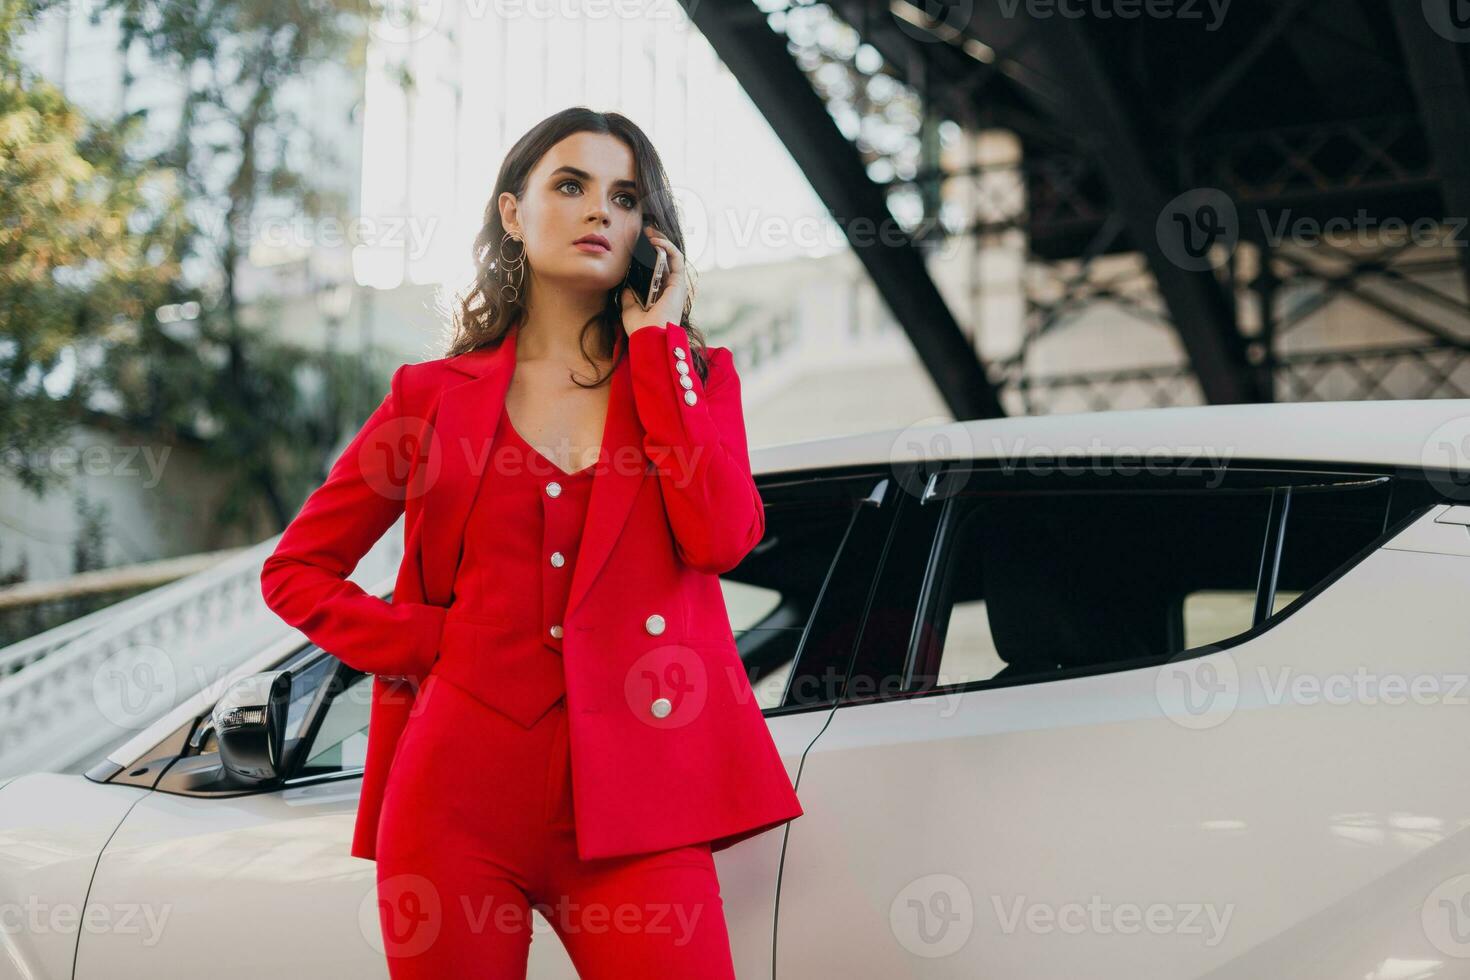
[3,0,394,545]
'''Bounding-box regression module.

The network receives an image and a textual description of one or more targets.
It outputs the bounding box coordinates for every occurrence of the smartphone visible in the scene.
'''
[626,227,669,312]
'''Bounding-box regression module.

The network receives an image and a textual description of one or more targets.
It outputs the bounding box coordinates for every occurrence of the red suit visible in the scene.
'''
[369,398,735,975]
[258,316,802,874]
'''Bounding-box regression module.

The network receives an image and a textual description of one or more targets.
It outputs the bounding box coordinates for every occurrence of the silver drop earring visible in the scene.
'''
[495,231,526,304]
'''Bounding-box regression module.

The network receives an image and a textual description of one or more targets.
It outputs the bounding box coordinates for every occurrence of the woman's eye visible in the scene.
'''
[557,180,637,210]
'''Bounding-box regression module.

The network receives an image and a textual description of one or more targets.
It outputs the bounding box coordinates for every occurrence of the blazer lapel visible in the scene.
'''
[565,336,647,620]
[418,324,648,615]
[419,328,516,606]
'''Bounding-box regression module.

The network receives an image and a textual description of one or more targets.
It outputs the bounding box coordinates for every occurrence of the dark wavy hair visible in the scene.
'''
[441,107,708,388]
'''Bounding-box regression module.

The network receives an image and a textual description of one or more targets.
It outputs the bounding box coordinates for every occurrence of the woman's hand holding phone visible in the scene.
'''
[620,224,688,337]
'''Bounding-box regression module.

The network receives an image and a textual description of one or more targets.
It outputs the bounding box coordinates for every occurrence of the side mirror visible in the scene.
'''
[212,670,293,785]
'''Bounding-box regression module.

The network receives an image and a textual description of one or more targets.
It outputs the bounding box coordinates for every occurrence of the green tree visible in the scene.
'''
[0,0,185,495]
[3,0,402,558]
[94,0,391,530]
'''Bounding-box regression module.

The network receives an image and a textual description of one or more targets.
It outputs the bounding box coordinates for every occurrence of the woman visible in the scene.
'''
[259,107,802,978]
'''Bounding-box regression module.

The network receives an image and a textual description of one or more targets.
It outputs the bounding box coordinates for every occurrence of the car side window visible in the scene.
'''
[282,656,335,743]
[1269,478,1396,615]
[839,484,945,701]
[893,467,1399,698]
[722,471,898,712]
[920,486,1276,687]
[293,670,374,776]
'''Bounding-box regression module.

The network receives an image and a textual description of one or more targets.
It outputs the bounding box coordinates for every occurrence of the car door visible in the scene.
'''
[775,461,1463,978]
[712,467,901,979]
[74,468,901,980]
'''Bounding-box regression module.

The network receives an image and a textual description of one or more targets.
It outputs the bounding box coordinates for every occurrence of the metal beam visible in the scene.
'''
[1390,0,1470,303]
[1179,0,1317,136]
[992,11,1267,403]
[674,0,1006,419]
[1275,248,1470,348]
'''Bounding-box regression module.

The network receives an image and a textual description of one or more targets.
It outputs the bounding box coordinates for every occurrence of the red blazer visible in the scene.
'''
[259,319,803,861]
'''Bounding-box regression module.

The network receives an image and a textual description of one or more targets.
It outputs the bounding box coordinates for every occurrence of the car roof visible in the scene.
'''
[748,399,1470,475]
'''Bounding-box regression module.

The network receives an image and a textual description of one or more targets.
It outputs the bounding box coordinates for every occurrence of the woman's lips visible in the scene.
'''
[574,240,610,253]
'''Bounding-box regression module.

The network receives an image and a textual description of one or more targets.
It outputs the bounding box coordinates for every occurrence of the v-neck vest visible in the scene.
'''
[451,409,599,658]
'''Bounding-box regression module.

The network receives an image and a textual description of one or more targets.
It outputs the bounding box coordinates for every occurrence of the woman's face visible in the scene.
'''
[499,131,644,297]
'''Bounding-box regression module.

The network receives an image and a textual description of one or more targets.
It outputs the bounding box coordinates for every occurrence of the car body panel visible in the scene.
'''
[75,773,384,978]
[776,512,1470,977]
[71,706,826,978]
[0,773,147,980]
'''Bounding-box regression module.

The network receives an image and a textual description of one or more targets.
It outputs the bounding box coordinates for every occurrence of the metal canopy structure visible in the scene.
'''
[678,0,1470,417]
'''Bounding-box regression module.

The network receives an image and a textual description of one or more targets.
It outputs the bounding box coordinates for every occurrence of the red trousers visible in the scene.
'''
[374,672,738,978]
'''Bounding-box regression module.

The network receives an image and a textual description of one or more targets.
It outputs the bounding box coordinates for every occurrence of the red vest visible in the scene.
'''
[432,408,595,730]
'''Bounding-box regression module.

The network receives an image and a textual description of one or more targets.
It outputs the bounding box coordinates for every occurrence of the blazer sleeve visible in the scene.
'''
[259,363,447,677]
[626,320,766,574]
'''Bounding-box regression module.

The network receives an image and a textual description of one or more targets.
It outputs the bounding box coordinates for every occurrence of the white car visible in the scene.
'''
[4,399,1470,979]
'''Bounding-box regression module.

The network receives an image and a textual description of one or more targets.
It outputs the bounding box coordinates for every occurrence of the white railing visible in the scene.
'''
[0,518,406,778]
